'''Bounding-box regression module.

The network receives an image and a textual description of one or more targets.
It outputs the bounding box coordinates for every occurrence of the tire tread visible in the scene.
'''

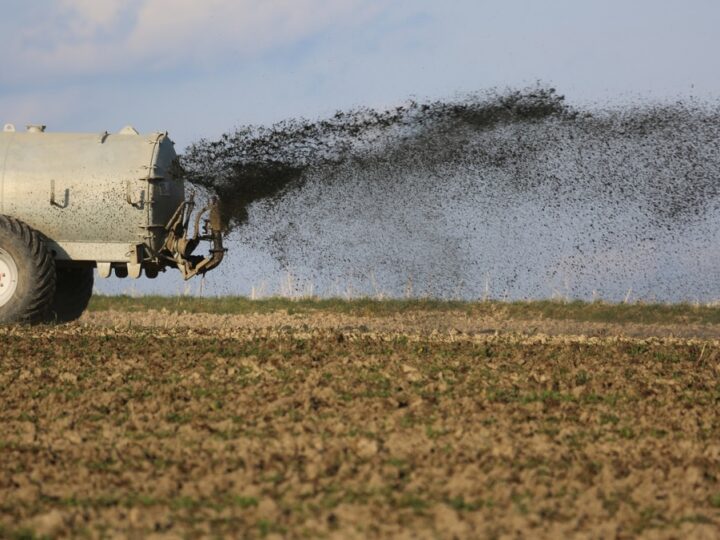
[0,215,56,323]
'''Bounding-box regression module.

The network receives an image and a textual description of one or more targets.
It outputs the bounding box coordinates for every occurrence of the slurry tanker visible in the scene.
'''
[0,124,225,323]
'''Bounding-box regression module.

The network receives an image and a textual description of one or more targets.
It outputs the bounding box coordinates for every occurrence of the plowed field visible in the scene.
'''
[2,300,720,539]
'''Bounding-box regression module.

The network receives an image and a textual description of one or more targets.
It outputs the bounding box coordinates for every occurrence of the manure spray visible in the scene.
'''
[181,87,720,302]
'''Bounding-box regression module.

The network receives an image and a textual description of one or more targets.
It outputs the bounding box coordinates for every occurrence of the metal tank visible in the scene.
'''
[0,123,225,323]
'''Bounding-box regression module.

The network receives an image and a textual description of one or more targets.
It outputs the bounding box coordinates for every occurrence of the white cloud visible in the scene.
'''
[127,0,379,64]
[60,0,128,31]
[3,0,383,85]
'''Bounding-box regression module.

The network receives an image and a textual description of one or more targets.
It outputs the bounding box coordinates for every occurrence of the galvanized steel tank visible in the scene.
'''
[0,124,184,263]
[0,123,225,324]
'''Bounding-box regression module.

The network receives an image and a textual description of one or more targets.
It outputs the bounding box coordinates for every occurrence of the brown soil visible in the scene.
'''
[1,310,719,539]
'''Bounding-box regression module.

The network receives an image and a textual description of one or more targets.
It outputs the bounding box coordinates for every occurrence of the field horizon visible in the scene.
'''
[88,294,720,326]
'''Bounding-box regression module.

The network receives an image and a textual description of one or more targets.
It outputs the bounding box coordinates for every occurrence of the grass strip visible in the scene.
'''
[88,295,720,325]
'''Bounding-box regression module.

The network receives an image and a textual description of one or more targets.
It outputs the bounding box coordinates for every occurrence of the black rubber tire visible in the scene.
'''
[0,215,56,324]
[48,267,94,323]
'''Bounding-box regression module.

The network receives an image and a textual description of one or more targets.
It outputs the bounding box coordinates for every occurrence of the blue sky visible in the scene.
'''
[1,0,719,149]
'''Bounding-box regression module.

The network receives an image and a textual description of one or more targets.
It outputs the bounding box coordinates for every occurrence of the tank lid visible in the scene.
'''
[119,125,139,135]
[3,124,15,132]
[26,124,46,133]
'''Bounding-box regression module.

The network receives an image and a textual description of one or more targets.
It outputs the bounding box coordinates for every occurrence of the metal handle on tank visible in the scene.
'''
[50,180,69,208]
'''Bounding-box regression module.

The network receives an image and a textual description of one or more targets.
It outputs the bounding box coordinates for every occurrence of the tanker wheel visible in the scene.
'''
[0,215,57,324]
[48,267,95,323]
